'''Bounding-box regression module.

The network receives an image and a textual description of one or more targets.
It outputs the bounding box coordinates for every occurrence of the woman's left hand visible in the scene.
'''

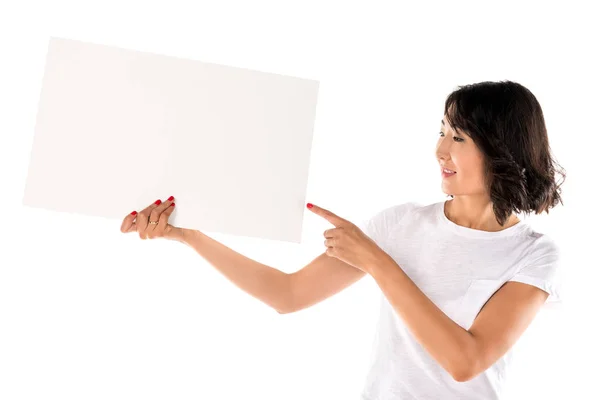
[307,203,388,274]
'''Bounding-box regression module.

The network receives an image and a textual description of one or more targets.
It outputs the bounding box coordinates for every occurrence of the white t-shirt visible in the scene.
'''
[357,200,562,400]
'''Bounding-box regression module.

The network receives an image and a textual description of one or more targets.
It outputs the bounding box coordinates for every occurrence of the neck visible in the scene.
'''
[445,195,520,232]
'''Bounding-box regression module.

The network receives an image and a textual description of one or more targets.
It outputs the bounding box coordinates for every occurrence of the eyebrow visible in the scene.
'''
[441,119,463,135]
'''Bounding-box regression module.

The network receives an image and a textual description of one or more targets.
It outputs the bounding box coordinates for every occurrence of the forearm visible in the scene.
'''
[368,254,476,381]
[179,229,290,313]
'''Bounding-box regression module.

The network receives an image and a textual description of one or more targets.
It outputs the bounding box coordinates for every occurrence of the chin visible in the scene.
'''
[441,186,454,197]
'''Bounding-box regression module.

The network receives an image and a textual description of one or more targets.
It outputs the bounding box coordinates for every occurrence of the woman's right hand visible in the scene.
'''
[120,196,184,242]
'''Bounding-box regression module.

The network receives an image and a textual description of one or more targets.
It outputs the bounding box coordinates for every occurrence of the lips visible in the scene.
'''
[441,167,456,174]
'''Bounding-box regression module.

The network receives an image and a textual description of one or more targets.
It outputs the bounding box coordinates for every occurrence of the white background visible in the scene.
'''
[1,1,597,399]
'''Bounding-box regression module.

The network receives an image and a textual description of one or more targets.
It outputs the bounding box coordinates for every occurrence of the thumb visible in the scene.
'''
[162,203,180,239]
[121,212,138,233]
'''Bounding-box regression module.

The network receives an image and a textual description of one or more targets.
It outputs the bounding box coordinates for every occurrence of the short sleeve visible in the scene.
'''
[357,201,418,246]
[508,235,562,304]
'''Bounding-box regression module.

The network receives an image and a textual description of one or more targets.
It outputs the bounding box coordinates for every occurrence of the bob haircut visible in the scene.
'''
[443,80,566,226]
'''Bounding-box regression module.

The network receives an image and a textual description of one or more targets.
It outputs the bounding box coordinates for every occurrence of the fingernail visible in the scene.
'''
[167,196,174,201]
[307,203,313,208]
[131,211,137,215]
[171,203,176,207]
[155,199,161,205]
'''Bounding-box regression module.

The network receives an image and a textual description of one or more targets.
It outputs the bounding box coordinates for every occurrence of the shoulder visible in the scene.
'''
[367,201,422,225]
[521,231,560,262]
[508,229,562,298]
[533,232,560,254]
[381,200,422,216]
[358,201,423,243]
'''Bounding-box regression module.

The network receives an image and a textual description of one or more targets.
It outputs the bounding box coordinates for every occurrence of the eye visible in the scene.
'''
[438,131,464,142]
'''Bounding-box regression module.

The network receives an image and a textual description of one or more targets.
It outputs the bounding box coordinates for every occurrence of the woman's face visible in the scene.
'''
[436,115,488,197]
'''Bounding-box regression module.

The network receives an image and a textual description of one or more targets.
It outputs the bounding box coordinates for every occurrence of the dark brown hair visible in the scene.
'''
[443,80,566,226]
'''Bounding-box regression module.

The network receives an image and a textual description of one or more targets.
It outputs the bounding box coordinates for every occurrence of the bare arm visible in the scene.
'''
[286,251,367,313]
[179,229,367,314]
[180,229,291,313]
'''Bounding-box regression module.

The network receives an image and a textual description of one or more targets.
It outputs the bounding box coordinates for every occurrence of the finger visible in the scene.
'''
[137,199,163,239]
[323,228,339,238]
[156,202,176,234]
[308,203,347,227]
[121,211,138,233]
[126,222,137,233]
[149,196,176,228]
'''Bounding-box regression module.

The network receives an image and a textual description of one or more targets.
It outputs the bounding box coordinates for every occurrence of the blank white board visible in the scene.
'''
[22,37,320,243]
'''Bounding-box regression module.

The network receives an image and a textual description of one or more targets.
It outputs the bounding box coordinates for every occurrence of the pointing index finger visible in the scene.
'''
[307,203,347,226]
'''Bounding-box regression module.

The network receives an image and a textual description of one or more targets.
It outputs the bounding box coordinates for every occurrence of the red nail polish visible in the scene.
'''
[155,199,161,205]
[167,196,174,201]
[131,211,137,215]
[307,203,313,208]
[171,203,175,207]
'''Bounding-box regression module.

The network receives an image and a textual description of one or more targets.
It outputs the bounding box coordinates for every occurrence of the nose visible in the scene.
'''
[436,136,451,163]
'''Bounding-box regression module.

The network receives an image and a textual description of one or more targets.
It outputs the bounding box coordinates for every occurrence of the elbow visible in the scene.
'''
[451,357,481,382]
[451,349,479,382]
[451,333,481,382]
[276,296,294,315]
[277,302,296,314]
[452,366,474,383]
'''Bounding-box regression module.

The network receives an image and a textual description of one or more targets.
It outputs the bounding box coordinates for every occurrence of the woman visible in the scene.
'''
[120,80,566,399]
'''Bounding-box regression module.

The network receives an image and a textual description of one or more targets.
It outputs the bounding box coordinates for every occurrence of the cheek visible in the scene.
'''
[455,155,486,184]
[468,162,487,186]
[457,151,475,166]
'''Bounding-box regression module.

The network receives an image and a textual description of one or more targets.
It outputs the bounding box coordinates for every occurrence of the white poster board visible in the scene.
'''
[22,37,320,243]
